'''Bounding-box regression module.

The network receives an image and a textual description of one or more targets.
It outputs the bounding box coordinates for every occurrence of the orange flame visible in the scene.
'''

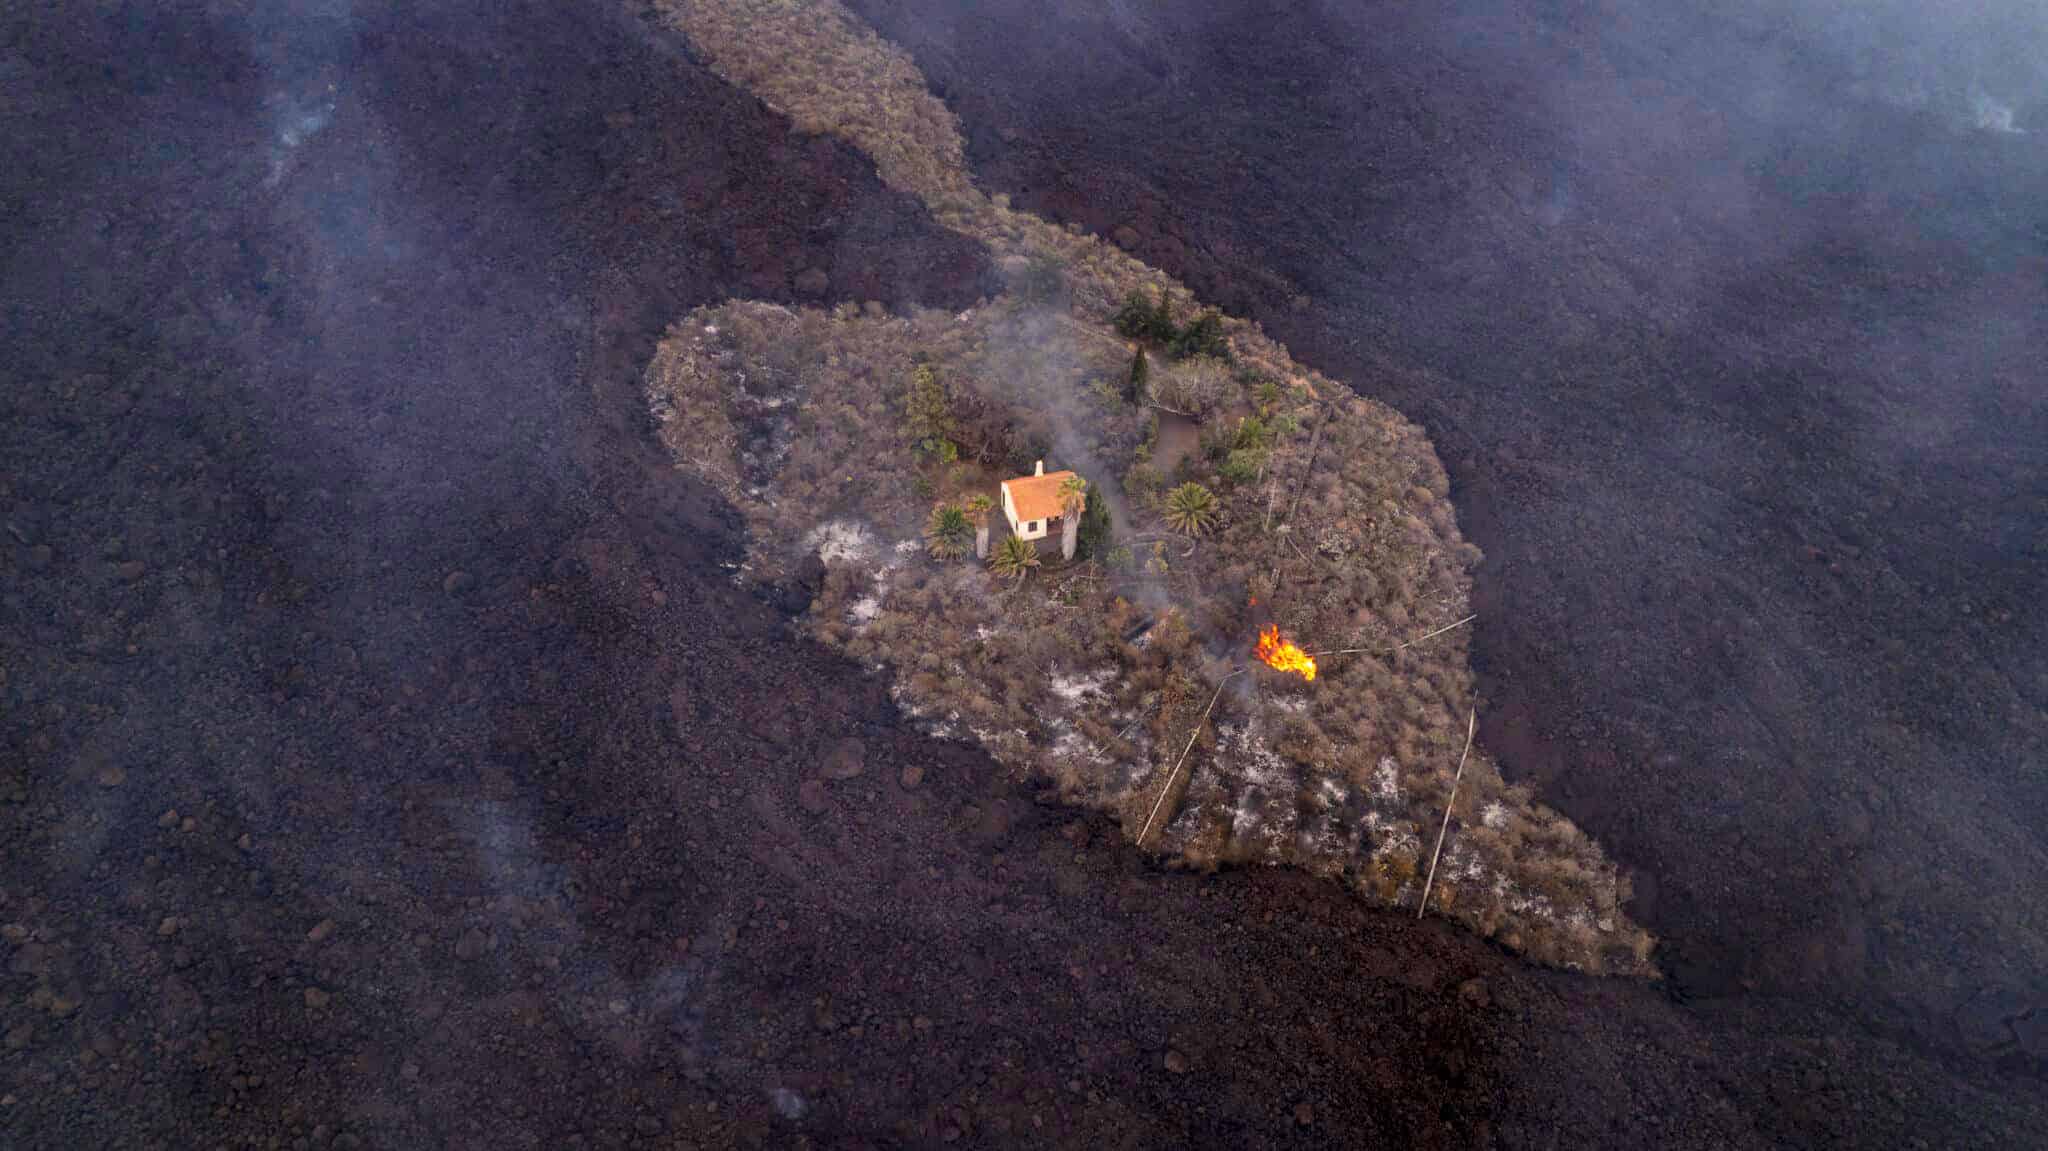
[1255,623,1317,682]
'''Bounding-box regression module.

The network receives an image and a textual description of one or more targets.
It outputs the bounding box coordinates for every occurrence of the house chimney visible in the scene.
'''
[1034,460,1044,476]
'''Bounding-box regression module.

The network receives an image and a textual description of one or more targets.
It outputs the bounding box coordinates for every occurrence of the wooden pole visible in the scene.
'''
[1417,709,1477,920]
[1308,614,1475,659]
[1137,668,1243,847]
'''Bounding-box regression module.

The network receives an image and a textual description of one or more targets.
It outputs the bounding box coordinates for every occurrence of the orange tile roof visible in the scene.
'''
[1002,470,1079,523]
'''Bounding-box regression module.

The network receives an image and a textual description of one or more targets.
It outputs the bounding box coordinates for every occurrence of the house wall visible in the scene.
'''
[1001,484,1048,540]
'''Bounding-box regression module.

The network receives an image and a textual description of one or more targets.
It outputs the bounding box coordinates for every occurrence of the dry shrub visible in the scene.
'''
[1155,356,1234,418]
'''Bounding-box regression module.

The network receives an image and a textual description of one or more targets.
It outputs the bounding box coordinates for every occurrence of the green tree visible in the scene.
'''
[1058,474,1088,560]
[924,503,973,560]
[1077,484,1113,560]
[1124,346,1149,405]
[989,535,1042,583]
[1113,291,1155,340]
[1150,291,1177,342]
[1230,415,1275,451]
[963,494,995,559]
[1169,309,1227,360]
[1059,474,1089,513]
[1219,448,1266,486]
[903,363,956,463]
[1114,289,1178,344]
[1164,482,1219,537]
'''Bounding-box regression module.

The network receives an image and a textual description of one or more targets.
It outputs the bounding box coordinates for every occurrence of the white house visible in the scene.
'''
[999,460,1077,542]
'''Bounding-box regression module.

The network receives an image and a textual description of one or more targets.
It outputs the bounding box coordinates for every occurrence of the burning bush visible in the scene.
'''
[1255,624,1317,681]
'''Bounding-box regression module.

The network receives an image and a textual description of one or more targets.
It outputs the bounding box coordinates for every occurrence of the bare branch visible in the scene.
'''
[1417,709,1478,919]
[1137,668,1244,846]
[1279,414,1327,529]
[1307,613,1476,659]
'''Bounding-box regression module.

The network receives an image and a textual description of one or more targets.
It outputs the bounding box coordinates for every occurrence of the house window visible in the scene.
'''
[1026,521,1039,533]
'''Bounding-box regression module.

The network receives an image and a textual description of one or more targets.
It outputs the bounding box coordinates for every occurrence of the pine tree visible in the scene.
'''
[1169,309,1226,360]
[1151,291,1177,342]
[1113,289,1179,344]
[1077,485,1113,560]
[903,363,955,462]
[1124,346,1149,405]
[1113,291,1154,340]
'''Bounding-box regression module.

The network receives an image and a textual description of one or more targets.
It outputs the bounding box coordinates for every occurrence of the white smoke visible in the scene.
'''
[1970,89,2025,134]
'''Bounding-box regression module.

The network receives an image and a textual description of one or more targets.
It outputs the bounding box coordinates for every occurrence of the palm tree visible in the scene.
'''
[923,503,973,560]
[1057,475,1088,561]
[989,534,1041,583]
[963,494,995,560]
[1164,482,1219,537]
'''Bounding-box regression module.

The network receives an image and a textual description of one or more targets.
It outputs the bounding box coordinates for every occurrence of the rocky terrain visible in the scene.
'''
[1,1,2042,1148]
